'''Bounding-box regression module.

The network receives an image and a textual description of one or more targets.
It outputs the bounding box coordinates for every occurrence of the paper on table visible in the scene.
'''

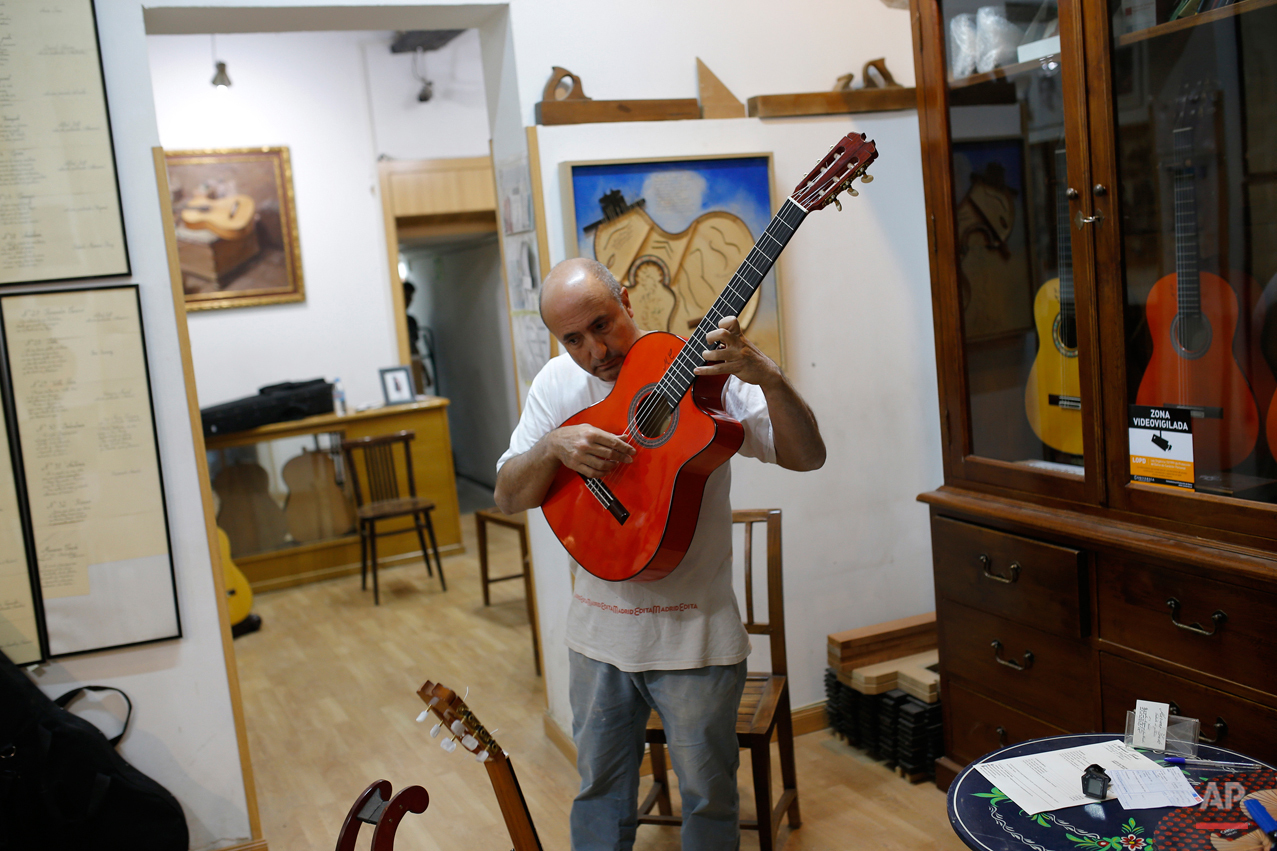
[1108,767,1203,810]
[1133,700,1170,750]
[975,740,1162,815]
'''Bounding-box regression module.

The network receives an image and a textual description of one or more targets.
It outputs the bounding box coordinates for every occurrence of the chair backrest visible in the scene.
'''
[732,508,786,678]
[341,430,418,507]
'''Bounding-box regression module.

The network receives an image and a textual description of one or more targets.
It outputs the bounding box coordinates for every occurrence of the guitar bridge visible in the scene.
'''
[581,476,630,525]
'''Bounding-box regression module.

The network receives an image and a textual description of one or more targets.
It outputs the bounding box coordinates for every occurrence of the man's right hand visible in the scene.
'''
[549,424,636,477]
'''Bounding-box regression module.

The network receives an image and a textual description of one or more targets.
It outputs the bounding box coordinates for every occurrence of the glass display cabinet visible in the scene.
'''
[911,0,1277,786]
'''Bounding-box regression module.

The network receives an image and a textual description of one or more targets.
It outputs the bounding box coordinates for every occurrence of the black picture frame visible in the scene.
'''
[379,366,415,406]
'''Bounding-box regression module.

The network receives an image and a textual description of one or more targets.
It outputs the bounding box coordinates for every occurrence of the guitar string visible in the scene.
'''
[595,199,810,489]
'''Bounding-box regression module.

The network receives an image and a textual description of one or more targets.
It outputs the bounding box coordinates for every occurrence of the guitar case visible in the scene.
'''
[0,651,189,851]
[201,378,334,436]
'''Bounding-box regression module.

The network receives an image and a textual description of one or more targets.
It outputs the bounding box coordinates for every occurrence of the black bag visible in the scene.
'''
[0,651,188,851]
[201,377,334,436]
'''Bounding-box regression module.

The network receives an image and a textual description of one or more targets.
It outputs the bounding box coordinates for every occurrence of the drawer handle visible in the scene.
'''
[995,725,1008,747]
[979,554,1021,584]
[991,640,1034,671]
[1199,716,1228,744]
[1166,598,1227,636]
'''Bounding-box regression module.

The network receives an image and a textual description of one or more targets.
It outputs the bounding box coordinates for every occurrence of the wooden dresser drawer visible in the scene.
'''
[940,599,1096,730]
[932,516,1086,638]
[1096,555,1277,698]
[1100,654,1277,766]
[947,679,1068,765]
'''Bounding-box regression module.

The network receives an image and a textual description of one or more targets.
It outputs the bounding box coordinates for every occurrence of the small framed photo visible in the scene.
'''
[379,366,415,406]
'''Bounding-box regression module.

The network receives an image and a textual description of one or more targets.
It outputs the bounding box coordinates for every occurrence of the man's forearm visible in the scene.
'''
[494,438,562,514]
[761,374,826,471]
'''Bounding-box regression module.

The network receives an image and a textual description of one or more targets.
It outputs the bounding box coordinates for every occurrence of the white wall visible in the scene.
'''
[528,114,942,734]
[147,28,493,410]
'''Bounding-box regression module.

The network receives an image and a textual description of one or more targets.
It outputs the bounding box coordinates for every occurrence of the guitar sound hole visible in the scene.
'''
[627,384,680,449]
[637,394,674,439]
[1172,312,1212,360]
[1053,313,1078,355]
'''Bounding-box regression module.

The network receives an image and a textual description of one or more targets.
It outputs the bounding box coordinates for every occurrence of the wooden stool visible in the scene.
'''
[474,508,540,676]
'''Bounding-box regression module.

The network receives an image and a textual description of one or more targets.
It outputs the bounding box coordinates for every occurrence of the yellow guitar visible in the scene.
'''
[181,193,256,240]
[1025,149,1083,456]
[217,527,258,635]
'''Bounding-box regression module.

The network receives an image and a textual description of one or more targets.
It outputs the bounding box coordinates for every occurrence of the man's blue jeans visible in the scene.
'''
[568,649,748,851]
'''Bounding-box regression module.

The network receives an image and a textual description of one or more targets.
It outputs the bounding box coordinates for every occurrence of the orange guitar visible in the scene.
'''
[180,193,256,240]
[417,681,543,851]
[1025,148,1083,455]
[1135,90,1258,472]
[542,133,878,582]
[1259,273,1277,458]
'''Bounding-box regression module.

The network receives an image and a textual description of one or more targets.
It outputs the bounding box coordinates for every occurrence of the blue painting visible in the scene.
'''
[567,155,783,365]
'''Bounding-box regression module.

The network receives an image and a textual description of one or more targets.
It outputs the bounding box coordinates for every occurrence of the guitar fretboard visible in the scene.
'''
[1172,126,1200,318]
[654,198,808,405]
[1054,148,1075,323]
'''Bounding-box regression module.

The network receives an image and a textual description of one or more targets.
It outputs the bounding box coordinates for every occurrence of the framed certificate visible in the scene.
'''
[1,286,178,656]
[0,1,130,285]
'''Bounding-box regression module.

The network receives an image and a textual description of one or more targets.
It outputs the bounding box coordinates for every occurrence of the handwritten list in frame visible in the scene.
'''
[0,403,41,665]
[0,2,130,285]
[1,287,178,657]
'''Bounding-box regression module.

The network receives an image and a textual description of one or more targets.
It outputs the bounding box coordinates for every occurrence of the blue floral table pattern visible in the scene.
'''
[948,734,1277,851]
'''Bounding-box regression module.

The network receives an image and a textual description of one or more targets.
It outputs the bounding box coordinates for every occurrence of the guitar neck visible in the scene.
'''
[657,198,809,400]
[485,753,544,851]
[1054,148,1074,317]
[1172,126,1201,317]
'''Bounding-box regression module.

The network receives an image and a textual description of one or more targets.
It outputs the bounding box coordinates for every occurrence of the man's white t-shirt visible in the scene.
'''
[496,350,776,673]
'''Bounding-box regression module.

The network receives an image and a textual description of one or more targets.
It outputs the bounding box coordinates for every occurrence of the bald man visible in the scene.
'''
[495,258,824,851]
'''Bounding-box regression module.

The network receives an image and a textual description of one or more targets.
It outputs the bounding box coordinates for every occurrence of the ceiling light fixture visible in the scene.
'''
[210,34,231,90]
[412,47,432,103]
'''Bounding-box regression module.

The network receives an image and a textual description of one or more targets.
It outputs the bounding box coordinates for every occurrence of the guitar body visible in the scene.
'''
[216,527,254,626]
[282,450,356,544]
[1136,270,1259,470]
[181,194,256,240]
[541,332,743,583]
[1025,277,1083,455]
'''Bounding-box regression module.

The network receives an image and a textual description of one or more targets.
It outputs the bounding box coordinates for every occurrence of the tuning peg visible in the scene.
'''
[847,187,859,197]
[440,737,457,753]
[861,172,874,183]
[475,751,490,763]
[833,196,843,212]
[430,723,442,738]
[416,710,430,723]
[427,696,439,708]
[450,720,466,736]
[461,734,479,750]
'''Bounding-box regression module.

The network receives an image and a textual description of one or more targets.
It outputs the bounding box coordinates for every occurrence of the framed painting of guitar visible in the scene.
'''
[164,146,305,311]
[563,153,785,367]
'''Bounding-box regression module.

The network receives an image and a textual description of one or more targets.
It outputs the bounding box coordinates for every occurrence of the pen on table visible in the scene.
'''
[1163,757,1262,770]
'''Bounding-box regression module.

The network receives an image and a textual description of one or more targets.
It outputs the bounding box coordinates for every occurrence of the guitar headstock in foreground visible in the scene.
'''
[417,680,505,764]
[791,132,879,213]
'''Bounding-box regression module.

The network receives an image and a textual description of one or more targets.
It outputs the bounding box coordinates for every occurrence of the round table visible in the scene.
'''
[947,733,1277,851]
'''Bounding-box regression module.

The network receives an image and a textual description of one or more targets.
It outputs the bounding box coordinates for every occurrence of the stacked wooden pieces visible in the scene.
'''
[827,611,936,673]
[843,650,940,696]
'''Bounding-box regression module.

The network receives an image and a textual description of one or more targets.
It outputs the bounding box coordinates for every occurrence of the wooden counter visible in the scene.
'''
[206,398,462,592]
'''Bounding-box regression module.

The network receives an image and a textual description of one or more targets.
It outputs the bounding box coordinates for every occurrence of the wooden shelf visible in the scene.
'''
[1118,0,1277,45]
[947,56,1055,90]
[745,87,916,118]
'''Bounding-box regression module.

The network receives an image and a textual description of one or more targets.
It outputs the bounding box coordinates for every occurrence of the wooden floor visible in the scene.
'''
[234,514,968,851]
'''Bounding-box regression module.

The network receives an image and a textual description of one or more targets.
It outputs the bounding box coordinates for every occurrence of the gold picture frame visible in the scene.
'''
[164,146,305,311]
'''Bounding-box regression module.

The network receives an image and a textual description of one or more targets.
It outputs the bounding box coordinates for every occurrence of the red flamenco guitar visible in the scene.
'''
[1135,89,1258,472]
[542,133,878,582]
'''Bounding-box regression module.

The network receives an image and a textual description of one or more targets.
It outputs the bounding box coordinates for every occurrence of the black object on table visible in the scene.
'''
[947,733,1277,851]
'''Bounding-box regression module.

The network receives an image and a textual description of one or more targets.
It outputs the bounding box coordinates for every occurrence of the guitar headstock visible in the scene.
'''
[791,132,879,213]
[417,680,506,764]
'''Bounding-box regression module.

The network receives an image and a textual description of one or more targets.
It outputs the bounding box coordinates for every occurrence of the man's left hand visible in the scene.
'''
[694,315,780,389]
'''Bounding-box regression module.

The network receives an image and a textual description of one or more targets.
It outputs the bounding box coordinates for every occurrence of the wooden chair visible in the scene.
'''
[638,508,800,850]
[474,508,541,676]
[341,431,445,605]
